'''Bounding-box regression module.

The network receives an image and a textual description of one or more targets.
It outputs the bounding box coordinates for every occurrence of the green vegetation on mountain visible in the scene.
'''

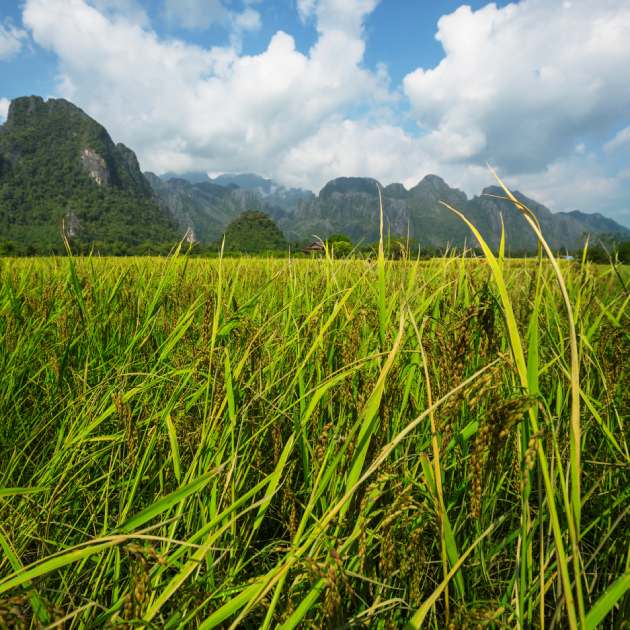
[0,96,179,254]
[222,210,288,253]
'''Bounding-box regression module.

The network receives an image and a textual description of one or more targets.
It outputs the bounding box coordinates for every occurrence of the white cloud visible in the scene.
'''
[403,0,630,172]
[0,21,28,60]
[164,0,228,30]
[298,0,379,37]
[17,0,630,225]
[88,0,149,25]
[278,117,425,190]
[604,126,630,154]
[232,8,260,33]
[23,0,387,180]
[507,157,624,212]
[0,98,10,122]
[163,0,261,49]
[228,7,262,50]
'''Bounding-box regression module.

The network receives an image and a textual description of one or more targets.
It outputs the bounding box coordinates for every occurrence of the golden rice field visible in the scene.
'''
[0,247,628,628]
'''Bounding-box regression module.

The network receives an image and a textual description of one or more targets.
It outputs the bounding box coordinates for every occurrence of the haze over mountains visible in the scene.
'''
[1,95,628,254]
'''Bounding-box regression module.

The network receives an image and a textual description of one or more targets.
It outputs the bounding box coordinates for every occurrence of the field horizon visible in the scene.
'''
[1,219,628,627]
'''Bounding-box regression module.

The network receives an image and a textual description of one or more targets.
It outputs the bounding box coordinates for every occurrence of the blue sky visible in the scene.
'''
[1,0,629,225]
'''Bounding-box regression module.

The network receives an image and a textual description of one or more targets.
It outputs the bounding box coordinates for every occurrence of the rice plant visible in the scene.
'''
[0,198,628,628]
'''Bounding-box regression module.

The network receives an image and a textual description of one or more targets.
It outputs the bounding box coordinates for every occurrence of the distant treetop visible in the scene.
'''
[222,211,288,253]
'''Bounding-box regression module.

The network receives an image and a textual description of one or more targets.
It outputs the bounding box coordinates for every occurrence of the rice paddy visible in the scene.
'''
[0,234,628,627]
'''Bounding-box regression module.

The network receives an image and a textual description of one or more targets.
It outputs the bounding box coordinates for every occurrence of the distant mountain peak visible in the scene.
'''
[421,174,448,186]
[5,95,90,128]
[384,183,409,199]
[319,177,381,199]
[480,185,511,197]
[557,209,630,236]
[565,209,604,219]
[478,187,542,212]
[409,174,468,206]
[211,173,275,193]
[159,171,210,184]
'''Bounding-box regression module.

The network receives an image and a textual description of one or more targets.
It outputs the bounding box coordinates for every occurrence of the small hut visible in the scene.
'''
[302,241,326,255]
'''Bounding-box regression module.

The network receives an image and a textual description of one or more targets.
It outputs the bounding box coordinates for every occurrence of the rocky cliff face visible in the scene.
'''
[146,173,303,243]
[0,95,179,253]
[209,173,314,208]
[151,170,630,250]
[277,175,629,250]
[280,177,410,243]
[116,142,153,195]
[81,148,110,186]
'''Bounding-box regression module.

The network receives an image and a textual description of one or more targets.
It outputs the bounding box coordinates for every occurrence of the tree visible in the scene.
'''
[327,233,352,244]
[331,240,352,257]
[222,211,288,253]
[326,233,353,257]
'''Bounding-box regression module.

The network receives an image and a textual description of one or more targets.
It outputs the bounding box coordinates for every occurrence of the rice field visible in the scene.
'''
[0,240,628,627]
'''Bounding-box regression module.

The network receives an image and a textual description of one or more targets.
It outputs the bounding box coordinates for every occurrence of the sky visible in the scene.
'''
[1,0,629,225]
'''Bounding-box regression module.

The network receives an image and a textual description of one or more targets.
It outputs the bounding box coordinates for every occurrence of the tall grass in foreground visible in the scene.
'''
[0,222,628,626]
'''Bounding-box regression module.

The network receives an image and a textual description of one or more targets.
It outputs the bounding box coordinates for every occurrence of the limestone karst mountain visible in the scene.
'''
[0,96,179,253]
[1,95,628,254]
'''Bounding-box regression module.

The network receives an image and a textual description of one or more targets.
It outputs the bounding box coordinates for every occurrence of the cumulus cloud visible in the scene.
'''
[233,8,260,33]
[163,0,261,50]
[23,0,387,183]
[508,157,624,211]
[278,117,426,190]
[164,0,229,31]
[298,0,379,37]
[0,98,10,122]
[604,126,630,154]
[403,0,630,172]
[0,21,28,60]
[17,0,630,224]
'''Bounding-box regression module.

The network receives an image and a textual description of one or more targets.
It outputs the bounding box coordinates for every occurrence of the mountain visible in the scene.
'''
[211,173,276,193]
[145,173,291,243]
[276,176,629,251]
[147,171,316,243]
[1,95,627,255]
[160,171,211,185]
[459,186,630,252]
[556,210,629,237]
[151,172,629,252]
[276,175,475,246]
[0,96,180,254]
[159,171,314,207]
[209,173,315,212]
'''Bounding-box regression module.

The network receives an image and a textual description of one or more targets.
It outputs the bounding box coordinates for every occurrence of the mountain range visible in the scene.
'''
[148,171,630,253]
[1,95,628,254]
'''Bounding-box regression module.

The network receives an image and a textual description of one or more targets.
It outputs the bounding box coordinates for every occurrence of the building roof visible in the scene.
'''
[302,241,326,253]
